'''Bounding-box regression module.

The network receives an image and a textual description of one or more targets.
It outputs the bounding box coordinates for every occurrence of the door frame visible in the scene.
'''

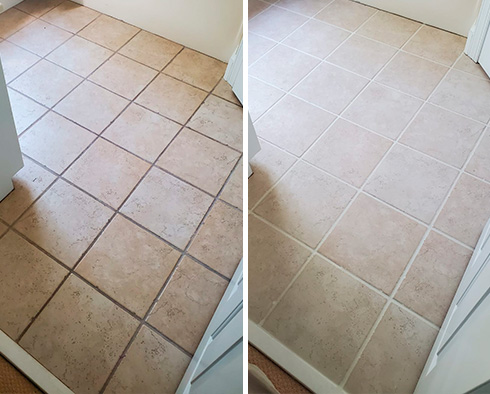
[466,0,490,61]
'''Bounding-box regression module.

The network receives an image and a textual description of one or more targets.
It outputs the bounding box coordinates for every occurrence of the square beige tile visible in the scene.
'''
[0,40,39,83]
[0,223,7,236]
[249,0,270,19]
[20,275,138,393]
[119,30,183,70]
[305,119,392,187]
[365,144,458,223]
[276,0,333,16]
[319,193,426,293]
[466,129,490,182]
[376,51,448,99]
[249,44,320,91]
[0,231,67,340]
[19,112,95,174]
[102,103,181,162]
[435,174,490,247]
[54,81,129,133]
[105,326,190,394]
[9,19,72,56]
[187,96,243,151]
[10,60,82,107]
[315,0,376,31]
[357,11,421,48]
[328,34,396,78]
[47,36,113,78]
[249,6,307,41]
[283,19,349,59]
[7,88,47,135]
[293,62,369,114]
[400,104,484,168]
[188,201,243,278]
[40,1,100,33]
[0,157,56,224]
[78,14,139,50]
[430,69,490,123]
[405,25,466,66]
[255,95,335,156]
[454,54,489,80]
[77,215,180,317]
[64,139,150,208]
[157,128,240,195]
[164,48,226,91]
[345,304,437,394]
[16,0,64,17]
[255,161,356,247]
[0,8,35,39]
[220,159,243,209]
[249,77,284,121]
[248,32,275,65]
[343,82,423,139]
[136,74,207,124]
[248,215,310,322]
[89,54,157,99]
[14,179,113,267]
[264,255,386,383]
[249,139,296,207]
[121,168,213,249]
[212,79,241,105]
[148,257,227,353]
[396,231,471,326]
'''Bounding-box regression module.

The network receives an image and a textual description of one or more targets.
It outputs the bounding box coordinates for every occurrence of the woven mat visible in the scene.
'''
[0,355,41,394]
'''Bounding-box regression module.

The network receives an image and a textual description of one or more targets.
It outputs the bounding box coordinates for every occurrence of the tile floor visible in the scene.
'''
[248,0,490,393]
[0,1,243,392]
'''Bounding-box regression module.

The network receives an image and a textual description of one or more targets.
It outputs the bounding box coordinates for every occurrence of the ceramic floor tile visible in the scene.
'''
[248,215,311,323]
[220,159,243,209]
[249,0,270,19]
[264,255,386,383]
[254,95,336,156]
[0,8,35,39]
[64,139,150,208]
[249,77,284,121]
[188,201,243,278]
[328,34,396,78]
[20,275,139,394]
[16,0,64,17]
[249,44,320,91]
[0,231,67,340]
[121,168,213,249]
[0,223,7,236]
[187,95,243,151]
[357,11,421,48]
[315,0,376,31]
[76,215,180,317]
[376,51,448,99]
[396,231,471,326]
[283,19,349,59]
[0,41,39,83]
[248,32,275,65]
[157,128,240,195]
[435,174,490,247]
[365,144,458,223]
[8,19,72,57]
[255,161,356,247]
[47,36,113,78]
[10,60,82,107]
[292,62,369,114]
[212,79,241,105]
[343,82,423,139]
[148,257,227,353]
[0,157,56,224]
[345,304,437,394]
[249,139,296,207]
[430,69,490,123]
[249,6,307,41]
[54,81,129,133]
[14,179,113,267]
[7,88,47,135]
[400,104,484,168]
[319,193,426,293]
[136,74,207,124]
[40,1,100,33]
[276,0,333,16]
[404,25,466,66]
[164,48,226,92]
[102,103,181,162]
[19,112,95,174]
[454,54,489,80]
[105,326,190,394]
[466,129,490,182]
[78,14,139,50]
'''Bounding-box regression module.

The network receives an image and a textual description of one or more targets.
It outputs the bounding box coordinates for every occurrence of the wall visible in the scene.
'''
[74,0,242,62]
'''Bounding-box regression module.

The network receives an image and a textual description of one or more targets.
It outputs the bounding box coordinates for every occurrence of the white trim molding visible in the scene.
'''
[466,0,490,61]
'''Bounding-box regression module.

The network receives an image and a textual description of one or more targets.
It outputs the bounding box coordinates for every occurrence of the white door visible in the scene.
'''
[224,40,243,105]
[480,21,490,75]
[177,261,243,394]
[415,219,490,393]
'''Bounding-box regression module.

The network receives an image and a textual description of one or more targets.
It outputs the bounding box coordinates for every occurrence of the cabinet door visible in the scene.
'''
[480,21,490,76]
